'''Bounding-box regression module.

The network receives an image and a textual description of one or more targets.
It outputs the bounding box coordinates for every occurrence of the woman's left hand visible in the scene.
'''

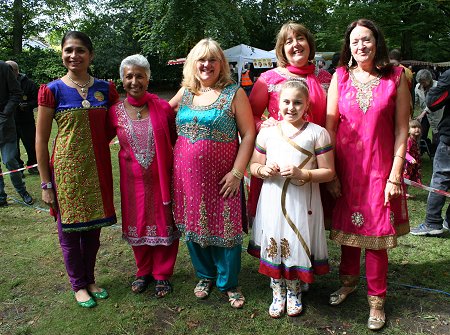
[219,171,241,199]
[384,182,402,206]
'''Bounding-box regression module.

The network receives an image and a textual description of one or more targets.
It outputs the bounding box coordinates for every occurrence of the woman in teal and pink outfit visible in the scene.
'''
[170,38,255,309]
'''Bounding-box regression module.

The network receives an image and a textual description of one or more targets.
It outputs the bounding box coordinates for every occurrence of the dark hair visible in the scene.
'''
[61,31,94,54]
[388,49,401,62]
[339,19,392,74]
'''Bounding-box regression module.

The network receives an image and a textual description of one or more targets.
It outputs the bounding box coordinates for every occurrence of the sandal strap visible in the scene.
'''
[194,279,212,293]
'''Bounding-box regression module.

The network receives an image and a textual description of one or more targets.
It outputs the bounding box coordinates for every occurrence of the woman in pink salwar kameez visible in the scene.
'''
[326,19,410,330]
[110,55,180,298]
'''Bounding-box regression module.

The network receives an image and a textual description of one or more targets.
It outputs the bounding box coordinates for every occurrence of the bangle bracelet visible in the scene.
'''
[256,165,266,179]
[307,170,312,183]
[41,181,53,189]
[393,155,405,160]
[387,179,402,186]
[231,168,244,180]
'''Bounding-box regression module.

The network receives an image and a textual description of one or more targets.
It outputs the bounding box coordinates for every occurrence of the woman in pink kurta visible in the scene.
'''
[326,19,410,331]
[110,55,179,298]
[247,22,331,222]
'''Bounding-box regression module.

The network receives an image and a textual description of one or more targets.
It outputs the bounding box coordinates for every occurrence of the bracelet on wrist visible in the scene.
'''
[41,181,53,189]
[231,168,244,180]
[256,165,266,179]
[387,179,402,186]
[393,155,406,161]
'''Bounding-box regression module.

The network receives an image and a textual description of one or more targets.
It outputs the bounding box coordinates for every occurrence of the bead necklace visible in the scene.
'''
[67,74,92,108]
[200,87,213,93]
[125,99,146,120]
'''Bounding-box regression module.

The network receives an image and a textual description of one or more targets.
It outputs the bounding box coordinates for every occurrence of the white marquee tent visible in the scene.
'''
[223,44,277,83]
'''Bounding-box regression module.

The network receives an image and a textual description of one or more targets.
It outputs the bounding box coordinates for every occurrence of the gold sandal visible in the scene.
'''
[367,295,385,330]
[227,288,245,309]
[329,285,357,306]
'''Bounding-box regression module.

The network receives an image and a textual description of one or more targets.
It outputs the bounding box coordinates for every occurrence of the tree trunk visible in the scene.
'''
[12,0,23,55]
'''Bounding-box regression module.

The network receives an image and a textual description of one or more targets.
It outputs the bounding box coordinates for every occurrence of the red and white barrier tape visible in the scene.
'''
[404,178,450,198]
[0,164,38,177]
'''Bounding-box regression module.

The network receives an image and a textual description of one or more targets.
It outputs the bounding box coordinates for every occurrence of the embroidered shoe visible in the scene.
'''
[410,223,444,236]
[269,278,286,318]
[89,288,109,299]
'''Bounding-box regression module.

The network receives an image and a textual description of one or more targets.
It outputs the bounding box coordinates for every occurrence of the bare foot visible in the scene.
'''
[74,289,91,303]
[87,283,103,293]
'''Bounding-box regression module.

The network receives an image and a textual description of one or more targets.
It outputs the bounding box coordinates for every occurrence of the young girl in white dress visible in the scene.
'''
[249,80,335,318]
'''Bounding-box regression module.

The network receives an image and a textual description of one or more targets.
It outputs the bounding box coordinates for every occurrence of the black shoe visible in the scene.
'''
[28,167,39,175]
[19,191,34,205]
[0,198,7,207]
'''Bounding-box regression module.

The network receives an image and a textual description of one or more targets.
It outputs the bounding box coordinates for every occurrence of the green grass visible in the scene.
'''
[1,115,449,335]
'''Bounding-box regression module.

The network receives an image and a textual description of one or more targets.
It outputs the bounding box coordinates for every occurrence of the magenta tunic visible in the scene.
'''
[110,98,180,246]
[403,136,422,184]
[331,67,409,249]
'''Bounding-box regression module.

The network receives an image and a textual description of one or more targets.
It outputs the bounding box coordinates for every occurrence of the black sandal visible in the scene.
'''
[155,280,172,298]
[131,275,152,293]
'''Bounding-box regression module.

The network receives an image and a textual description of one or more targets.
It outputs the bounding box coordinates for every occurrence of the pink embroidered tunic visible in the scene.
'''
[110,99,180,246]
[403,137,422,184]
[331,67,409,249]
[173,84,243,248]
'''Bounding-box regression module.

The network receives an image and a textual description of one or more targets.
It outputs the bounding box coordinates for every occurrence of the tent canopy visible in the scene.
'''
[224,44,276,83]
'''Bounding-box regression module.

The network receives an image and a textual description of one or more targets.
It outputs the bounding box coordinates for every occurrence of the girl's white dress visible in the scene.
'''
[248,122,331,283]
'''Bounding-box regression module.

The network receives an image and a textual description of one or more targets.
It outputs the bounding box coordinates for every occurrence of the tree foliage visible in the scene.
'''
[1,0,449,84]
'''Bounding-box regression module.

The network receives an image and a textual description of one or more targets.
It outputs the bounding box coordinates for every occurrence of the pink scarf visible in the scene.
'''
[128,92,176,204]
[286,64,327,127]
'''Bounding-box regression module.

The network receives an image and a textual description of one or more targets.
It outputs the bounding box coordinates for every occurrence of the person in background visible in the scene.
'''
[240,63,253,96]
[388,49,413,116]
[250,80,335,318]
[327,52,340,75]
[36,31,119,308]
[403,119,422,198]
[326,19,410,330]
[410,68,450,236]
[109,54,180,297]
[5,60,39,176]
[170,38,255,309]
[0,60,34,207]
[414,69,444,156]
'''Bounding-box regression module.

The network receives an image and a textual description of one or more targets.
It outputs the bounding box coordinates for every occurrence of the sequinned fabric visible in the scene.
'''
[173,84,243,248]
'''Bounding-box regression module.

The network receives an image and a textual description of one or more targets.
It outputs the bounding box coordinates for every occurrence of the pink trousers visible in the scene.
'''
[132,241,179,280]
[340,245,388,298]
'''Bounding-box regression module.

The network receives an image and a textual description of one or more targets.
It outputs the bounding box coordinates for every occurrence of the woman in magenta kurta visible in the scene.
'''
[247,22,331,223]
[326,19,410,330]
[110,55,179,298]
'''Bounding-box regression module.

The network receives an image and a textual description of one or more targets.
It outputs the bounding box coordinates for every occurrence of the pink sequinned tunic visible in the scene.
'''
[173,84,243,248]
[110,98,180,246]
[331,67,409,249]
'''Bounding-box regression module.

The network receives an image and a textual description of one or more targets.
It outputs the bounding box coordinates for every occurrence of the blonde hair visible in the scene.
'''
[409,119,421,133]
[275,22,316,68]
[181,38,233,94]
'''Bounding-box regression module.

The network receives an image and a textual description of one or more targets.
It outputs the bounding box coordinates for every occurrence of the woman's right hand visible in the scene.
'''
[326,177,342,199]
[42,189,56,210]
[261,117,279,128]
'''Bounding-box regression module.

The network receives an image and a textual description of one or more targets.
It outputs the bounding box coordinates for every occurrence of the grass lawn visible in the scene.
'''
[1,106,449,335]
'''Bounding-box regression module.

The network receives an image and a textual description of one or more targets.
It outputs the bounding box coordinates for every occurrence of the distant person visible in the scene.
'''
[389,49,413,116]
[36,31,119,308]
[240,63,253,96]
[415,69,444,156]
[327,52,340,75]
[410,68,450,236]
[403,119,422,198]
[5,61,39,175]
[109,54,180,297]
[0,61,34,207]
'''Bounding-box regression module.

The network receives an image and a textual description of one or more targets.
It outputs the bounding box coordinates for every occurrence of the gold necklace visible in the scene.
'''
[200,87,213,93]
[67,74,92,108]
[125,99,146,120]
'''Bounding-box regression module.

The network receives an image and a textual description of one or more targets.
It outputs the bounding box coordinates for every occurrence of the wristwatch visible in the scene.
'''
[41,182,53,189]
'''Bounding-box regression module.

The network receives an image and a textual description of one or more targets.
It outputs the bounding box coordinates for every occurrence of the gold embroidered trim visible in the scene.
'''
[349,70,381,114]
[330,229,398,249]
[368,295,385,310]
[280,238,291,259]
[266,237,278,259]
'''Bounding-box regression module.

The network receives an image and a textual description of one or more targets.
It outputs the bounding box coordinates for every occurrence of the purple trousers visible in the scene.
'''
[57,221,101,292]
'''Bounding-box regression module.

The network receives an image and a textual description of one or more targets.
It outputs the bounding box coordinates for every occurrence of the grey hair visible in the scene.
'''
[119,54,151,80]
[416,69,433,83]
